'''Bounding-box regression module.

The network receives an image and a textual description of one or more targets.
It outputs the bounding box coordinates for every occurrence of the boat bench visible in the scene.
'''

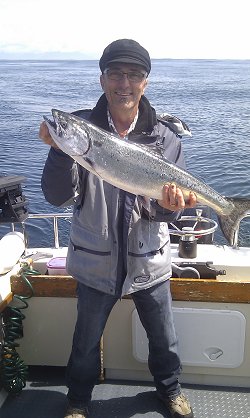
[10,273,250,303]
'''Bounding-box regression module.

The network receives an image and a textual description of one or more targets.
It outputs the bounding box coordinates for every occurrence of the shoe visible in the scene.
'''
[157,392,194,418]
[64,405,89,418]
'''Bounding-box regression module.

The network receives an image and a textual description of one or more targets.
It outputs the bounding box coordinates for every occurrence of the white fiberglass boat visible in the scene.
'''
[0,175,250,418]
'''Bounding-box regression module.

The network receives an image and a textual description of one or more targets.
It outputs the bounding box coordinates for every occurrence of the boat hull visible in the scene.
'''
[8,243,250,389]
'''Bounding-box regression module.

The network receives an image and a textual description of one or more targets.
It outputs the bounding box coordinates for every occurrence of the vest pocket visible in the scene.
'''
[126,220,172,290]
[127,238,171,287]
[70,239,111,256]
[66,222,114,292]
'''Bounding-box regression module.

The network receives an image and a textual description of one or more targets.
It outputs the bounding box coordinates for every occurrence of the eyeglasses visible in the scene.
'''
[104,68,147,83]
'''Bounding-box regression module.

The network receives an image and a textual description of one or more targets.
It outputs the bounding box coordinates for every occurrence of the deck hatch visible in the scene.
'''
[132,307,246,368]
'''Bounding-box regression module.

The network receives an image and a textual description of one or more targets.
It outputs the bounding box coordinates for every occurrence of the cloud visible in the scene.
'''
[0,0,249,59]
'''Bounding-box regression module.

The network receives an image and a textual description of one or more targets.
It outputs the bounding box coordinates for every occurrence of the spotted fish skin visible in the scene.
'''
[44,109,250,245]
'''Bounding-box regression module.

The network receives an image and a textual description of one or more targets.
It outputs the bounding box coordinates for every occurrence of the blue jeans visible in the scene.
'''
[66,280,181,407]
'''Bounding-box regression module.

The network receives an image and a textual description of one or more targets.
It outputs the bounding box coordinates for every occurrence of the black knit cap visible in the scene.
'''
[99,39,151,74]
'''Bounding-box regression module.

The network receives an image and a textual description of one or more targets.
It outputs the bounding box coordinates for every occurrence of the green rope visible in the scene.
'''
[0,262,39,393]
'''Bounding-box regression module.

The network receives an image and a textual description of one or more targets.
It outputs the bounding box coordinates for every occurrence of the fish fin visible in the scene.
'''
[80,157,102,178]
[218,197,250,245]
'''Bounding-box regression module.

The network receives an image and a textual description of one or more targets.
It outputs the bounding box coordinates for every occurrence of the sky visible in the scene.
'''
[0,0,249,60]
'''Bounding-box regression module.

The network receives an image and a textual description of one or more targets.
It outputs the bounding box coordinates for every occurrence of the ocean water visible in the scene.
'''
[0,59,250,247]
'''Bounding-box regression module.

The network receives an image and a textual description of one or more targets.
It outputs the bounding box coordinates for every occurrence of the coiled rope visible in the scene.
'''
[0,262,38,393]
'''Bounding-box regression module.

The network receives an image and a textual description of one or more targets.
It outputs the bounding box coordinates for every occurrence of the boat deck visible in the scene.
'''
[1,367,250,418]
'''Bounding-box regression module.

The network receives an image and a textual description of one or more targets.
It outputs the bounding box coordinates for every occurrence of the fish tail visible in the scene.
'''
[218,197,250,246]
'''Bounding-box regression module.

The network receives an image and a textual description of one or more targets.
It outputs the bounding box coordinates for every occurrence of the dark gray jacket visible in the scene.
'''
[41,95,188,296]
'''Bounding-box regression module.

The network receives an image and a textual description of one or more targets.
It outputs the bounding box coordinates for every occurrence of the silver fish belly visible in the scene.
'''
[44,109,250,245]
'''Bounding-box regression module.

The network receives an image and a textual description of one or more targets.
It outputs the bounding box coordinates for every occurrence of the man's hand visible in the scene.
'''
[157,183,197,211]
[39,121,59,148]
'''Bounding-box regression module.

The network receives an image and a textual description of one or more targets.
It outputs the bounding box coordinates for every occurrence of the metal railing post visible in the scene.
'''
[27,213,73,249]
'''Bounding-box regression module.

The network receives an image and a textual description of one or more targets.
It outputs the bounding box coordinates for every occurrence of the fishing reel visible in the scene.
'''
[169,208,218,259]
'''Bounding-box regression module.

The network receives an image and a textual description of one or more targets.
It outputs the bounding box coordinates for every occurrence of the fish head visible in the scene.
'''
[43,109,90,157]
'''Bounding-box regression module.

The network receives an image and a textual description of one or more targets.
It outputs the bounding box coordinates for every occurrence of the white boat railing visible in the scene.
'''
[27,213,73,249]
[8,212,73,249]
[7,211,250,249]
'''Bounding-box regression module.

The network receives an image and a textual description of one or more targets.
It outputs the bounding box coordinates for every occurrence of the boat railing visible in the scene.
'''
[27,213,73,249]
[8,212,73,249]
[7,211,250,249]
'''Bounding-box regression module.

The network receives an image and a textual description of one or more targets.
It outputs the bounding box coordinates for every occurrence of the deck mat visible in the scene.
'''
[1,367,250,418]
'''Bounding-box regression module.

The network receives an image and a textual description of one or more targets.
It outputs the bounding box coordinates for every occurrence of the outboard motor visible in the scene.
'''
[0,175,28,223]
[0,175,28,273]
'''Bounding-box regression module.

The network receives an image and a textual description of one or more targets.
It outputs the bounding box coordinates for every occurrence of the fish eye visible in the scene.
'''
[60,120,68,130]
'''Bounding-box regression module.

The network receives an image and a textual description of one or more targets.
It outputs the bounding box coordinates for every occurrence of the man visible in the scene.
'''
[40,39,196,418]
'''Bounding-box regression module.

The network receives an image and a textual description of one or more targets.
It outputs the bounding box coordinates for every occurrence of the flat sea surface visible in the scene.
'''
[0,59,250,247]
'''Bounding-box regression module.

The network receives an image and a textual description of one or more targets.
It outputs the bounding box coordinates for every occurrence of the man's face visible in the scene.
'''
[100,63,148,112]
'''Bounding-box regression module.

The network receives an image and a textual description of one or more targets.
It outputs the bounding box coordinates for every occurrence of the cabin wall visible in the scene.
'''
[17,297,77,366]
[16,296,250,387]
[103,299,250,387]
